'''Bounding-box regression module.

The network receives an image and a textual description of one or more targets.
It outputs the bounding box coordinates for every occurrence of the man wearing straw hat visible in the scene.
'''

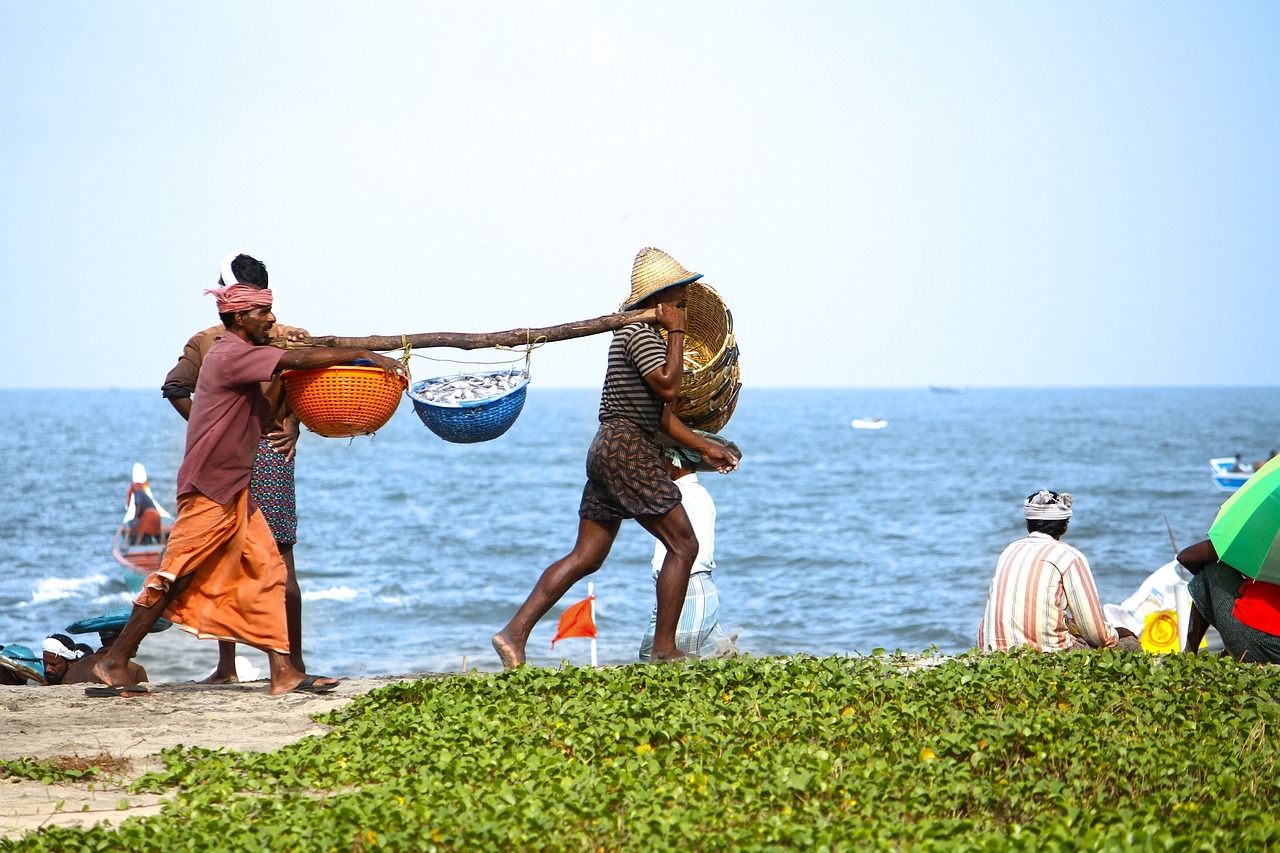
[92,260,407,696]
[493,248,740,668]
[162,252,311,684]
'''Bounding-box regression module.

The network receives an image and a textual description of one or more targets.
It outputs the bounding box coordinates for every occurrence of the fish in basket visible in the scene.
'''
[280,363,408,438]
[408,369,531,443]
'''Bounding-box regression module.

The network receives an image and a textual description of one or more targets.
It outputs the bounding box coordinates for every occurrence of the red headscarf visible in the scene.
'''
[204,284,274,314]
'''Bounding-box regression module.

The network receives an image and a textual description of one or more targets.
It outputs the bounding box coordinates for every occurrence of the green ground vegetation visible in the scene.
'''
[4,652,1279,851]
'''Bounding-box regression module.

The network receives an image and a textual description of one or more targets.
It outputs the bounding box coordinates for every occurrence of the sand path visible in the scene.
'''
[0,675,427,839]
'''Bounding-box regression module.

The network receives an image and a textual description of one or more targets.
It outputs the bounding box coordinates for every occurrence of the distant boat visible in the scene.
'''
[1208,457,1252,493]
[851,417,887,430]
[930,385,968,394]
[112,463,173,593]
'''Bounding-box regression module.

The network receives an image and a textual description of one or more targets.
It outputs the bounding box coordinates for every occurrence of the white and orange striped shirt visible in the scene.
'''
[978,532,1118,652]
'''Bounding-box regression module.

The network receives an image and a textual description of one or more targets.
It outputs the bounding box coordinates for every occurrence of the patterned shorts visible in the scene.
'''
[578,418,682,521]
[250,440,298,545]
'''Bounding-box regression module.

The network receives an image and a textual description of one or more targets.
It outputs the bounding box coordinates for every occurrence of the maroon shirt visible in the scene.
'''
[176,335,285,505]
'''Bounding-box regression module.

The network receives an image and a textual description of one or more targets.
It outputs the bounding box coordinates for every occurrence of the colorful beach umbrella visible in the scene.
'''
[1208,454,1280,583]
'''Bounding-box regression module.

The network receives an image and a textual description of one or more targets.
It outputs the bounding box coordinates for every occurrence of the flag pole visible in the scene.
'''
[588,582,597,667]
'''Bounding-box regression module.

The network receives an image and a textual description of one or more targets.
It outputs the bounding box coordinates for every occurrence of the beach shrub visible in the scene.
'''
[4,652,1280,851]
[0,754,129,785]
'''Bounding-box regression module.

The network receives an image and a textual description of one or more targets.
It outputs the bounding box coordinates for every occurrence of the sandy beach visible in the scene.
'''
[0,673,431,839]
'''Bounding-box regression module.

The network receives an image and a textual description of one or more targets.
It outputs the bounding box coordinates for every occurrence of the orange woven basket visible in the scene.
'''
[280,365,407,438]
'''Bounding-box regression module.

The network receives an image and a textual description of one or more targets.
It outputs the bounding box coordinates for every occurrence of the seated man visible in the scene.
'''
[1178,539,1280,664]
[979,489,1140,652]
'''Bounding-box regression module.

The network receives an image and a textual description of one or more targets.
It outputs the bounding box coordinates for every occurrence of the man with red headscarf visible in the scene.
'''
[162,252,310,683]
[92,257,407,696]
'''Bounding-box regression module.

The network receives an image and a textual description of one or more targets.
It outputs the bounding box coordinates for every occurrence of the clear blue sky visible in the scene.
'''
[3,2,1277,389]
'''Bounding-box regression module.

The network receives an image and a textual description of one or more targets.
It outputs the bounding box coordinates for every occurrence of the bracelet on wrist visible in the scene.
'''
[669,328,686,334]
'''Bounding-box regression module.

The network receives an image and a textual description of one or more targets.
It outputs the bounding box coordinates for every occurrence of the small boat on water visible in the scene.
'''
[112,463,173,593]
[1209,457,1252,493]
[851,417,887,430]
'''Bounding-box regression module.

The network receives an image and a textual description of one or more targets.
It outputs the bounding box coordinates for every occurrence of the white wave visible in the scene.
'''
[28,574,109,604]
[303,586,360,602]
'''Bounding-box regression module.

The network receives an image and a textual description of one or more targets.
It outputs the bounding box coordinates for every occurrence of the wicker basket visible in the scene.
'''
[280,365,407,438]
[662,281,741,432]
[408,371,530,444]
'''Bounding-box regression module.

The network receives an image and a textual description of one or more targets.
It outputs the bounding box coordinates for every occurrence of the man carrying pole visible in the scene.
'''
[492,248,739,669]
[92,257,407,696]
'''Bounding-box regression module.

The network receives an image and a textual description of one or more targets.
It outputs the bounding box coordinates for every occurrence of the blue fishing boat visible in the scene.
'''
[1209,457,1251,493]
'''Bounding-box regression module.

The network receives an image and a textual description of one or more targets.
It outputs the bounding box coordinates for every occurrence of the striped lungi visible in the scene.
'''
[1188,562,1280,664]
[638,571,724,662]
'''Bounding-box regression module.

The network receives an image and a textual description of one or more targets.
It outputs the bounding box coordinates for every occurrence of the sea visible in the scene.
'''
[1,386,1276,681]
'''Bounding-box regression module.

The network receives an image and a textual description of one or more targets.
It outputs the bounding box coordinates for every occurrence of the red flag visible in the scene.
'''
[551,595,596,647]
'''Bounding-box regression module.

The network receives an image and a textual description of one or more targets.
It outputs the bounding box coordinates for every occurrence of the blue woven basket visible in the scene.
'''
[408,371,531,443]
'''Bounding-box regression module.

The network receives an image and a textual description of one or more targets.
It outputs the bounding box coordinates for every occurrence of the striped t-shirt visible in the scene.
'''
[978,532,1119,652]
[598,323,669,435]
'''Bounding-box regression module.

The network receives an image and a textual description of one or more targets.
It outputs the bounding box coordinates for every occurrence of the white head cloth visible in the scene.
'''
[220,251,247,286]
[42,636,82,660]
[1024,489,1073,521]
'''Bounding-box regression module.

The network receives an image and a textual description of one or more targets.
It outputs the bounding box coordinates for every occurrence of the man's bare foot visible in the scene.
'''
[198,670,240,685]
[652,649,694,664]
[91,659,136,687]
[492,632,525,670]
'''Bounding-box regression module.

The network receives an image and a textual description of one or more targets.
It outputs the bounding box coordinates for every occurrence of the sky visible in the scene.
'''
[2,2,1277,389]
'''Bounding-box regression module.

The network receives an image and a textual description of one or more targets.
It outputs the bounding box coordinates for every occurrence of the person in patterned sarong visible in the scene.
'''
[492,248,739,668]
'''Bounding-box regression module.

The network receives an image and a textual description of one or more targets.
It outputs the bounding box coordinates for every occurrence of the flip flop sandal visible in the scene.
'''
[85,684,153,698]
[289,674,338,694]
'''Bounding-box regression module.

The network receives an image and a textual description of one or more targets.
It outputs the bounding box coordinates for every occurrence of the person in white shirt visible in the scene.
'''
[639,441,734,661]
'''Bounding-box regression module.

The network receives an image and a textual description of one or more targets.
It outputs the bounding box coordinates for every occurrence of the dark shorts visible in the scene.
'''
[579,418,682,521]
[250,440,298,545]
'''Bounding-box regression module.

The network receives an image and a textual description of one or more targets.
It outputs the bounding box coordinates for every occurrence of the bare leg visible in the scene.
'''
[280,544,306,672]
[637,505,699,662]
[1184,602,1210,653]
[94,573,196,688]
[200,641,240,684]
[493,518,620,669]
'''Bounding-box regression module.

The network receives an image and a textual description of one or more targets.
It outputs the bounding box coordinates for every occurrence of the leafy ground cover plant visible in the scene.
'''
[0,754,130,786]
[4,652,1279,851]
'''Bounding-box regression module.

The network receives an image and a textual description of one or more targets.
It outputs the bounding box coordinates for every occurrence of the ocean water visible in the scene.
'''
[0,386,1275,681]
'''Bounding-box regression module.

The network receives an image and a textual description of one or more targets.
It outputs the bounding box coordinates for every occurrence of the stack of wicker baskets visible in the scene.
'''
[667,281,740,434]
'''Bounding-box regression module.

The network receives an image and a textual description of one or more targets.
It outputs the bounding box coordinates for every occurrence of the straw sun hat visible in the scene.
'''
[619,247,703,311]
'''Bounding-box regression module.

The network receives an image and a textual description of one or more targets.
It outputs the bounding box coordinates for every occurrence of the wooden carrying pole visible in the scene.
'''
[285,308,658,352]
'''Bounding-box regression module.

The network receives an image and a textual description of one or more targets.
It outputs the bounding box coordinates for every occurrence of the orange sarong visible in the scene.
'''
[136,490,289,654]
